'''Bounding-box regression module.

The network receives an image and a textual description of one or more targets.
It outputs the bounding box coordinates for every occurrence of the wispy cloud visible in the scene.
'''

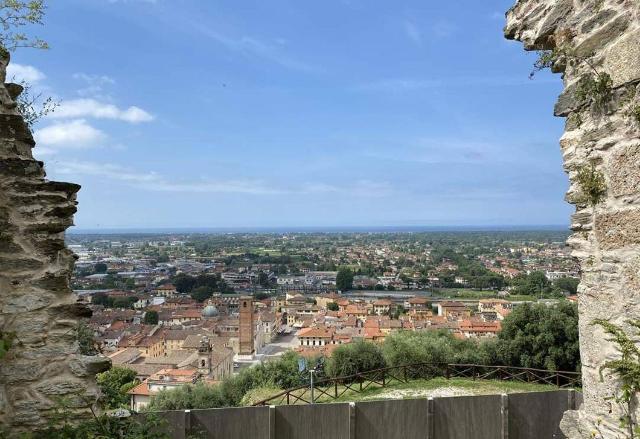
[34,119,106,149]
[192,23,315,72]
[73,73,116,99]
[50,98,154,123]
[354,75,557,93]
[430,19,457,38]
[53,161,283,194]
[404,20,422,45]
[303,180,393,197]
[50,161,393,197]
[6,63,46,83]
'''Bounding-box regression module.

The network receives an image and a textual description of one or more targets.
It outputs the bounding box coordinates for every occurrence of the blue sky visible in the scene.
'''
[8,0,571,229]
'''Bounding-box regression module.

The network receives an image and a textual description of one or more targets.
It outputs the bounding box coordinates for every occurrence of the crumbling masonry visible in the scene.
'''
[506,1,640,437]
[0,53,109,430]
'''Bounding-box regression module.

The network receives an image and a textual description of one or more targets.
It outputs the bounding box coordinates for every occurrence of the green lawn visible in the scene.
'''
[435,289,536,302]
[330,377,557,403]
[270,377,559,405]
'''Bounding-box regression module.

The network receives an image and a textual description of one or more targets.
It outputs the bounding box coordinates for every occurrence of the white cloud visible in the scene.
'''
[50,98,154,123]
[34,119,106,148]
[404,21,422,45]
[6,63,46,83]
[50,160,393,197]
[53,161,283,195]
[73,73,116,98]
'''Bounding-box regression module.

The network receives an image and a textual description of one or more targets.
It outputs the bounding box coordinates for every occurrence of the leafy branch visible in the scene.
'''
[592,319,640,438]
[0,0,48,55]
[11,78,58,128]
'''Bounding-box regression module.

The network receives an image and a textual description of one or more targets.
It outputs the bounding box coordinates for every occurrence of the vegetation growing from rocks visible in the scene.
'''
[592,319,640,438]
[576,162,607,206]
[0,330,15,360]
[12,79,58,128]
[76,321,99,356]
[630,105,640,126]
[575,72,613,110]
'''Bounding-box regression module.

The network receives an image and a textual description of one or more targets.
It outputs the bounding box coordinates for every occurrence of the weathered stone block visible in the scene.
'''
[69,355,111,377]
[608,144,640,197]
[603,28,640,87]
[574,15,629,57]
[595,209,640,250]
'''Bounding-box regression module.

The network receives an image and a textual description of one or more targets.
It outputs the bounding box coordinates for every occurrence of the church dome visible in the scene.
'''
[202,305,219,318]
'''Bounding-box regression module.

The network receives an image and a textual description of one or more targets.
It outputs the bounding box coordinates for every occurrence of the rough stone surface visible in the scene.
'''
[506,1,640,437]
[0,52,110,431]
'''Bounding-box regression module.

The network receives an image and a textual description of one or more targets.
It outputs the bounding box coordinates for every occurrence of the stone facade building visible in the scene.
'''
[505,1,640,437]
[0,53,110,430]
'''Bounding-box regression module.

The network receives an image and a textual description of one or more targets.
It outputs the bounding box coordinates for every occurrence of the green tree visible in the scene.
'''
[497,301,579,371]
[326,341,386,379]
[554,277,579,295]
[511,271,553,296]
[94,262,108,273]
[257,271,271,288]
[336,267,354,291]
[327,301,339,311]
[96,367,139,409]
[144,310,159,325]
[191,286,213,303]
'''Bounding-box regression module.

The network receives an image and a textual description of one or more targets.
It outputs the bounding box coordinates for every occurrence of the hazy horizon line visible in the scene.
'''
[67,224,570,235]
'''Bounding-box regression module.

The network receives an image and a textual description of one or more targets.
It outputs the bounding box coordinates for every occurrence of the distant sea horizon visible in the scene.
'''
[67,224,569,235]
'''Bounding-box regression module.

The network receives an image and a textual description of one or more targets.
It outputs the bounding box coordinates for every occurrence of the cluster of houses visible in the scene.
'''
[87,285,517,411]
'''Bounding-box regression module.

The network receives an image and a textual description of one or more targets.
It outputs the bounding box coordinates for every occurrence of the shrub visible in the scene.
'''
[147,383,227,411]
[326,341,386,379]
[96,367,139,409]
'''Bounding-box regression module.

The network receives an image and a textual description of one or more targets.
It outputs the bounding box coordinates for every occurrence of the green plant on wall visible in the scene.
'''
[576,162,607,206]
[630,105,640,126]
[531,34,614,113]
[575,72,613,110]
[0,331,16,359]
[592,319,640,438]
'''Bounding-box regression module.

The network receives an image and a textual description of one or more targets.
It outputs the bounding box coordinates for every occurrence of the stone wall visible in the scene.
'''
[505,1,640,437]
[0,53,109,431]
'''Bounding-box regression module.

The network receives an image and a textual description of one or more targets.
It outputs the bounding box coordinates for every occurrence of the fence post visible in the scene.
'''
[349,402,356,439]
[335,380,338,399]
[269,405,276,439]
[426,397,434,439]
[568,389,576,410]
[501,394,509,439]
[445,364,450,380]
[184,409,191,438]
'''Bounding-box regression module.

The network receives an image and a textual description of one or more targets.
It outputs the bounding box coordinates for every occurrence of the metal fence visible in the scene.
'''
[151,389,582,439]
[252,362,582,406]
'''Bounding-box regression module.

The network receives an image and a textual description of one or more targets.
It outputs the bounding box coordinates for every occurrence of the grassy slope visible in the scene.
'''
[305,378,558,404]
